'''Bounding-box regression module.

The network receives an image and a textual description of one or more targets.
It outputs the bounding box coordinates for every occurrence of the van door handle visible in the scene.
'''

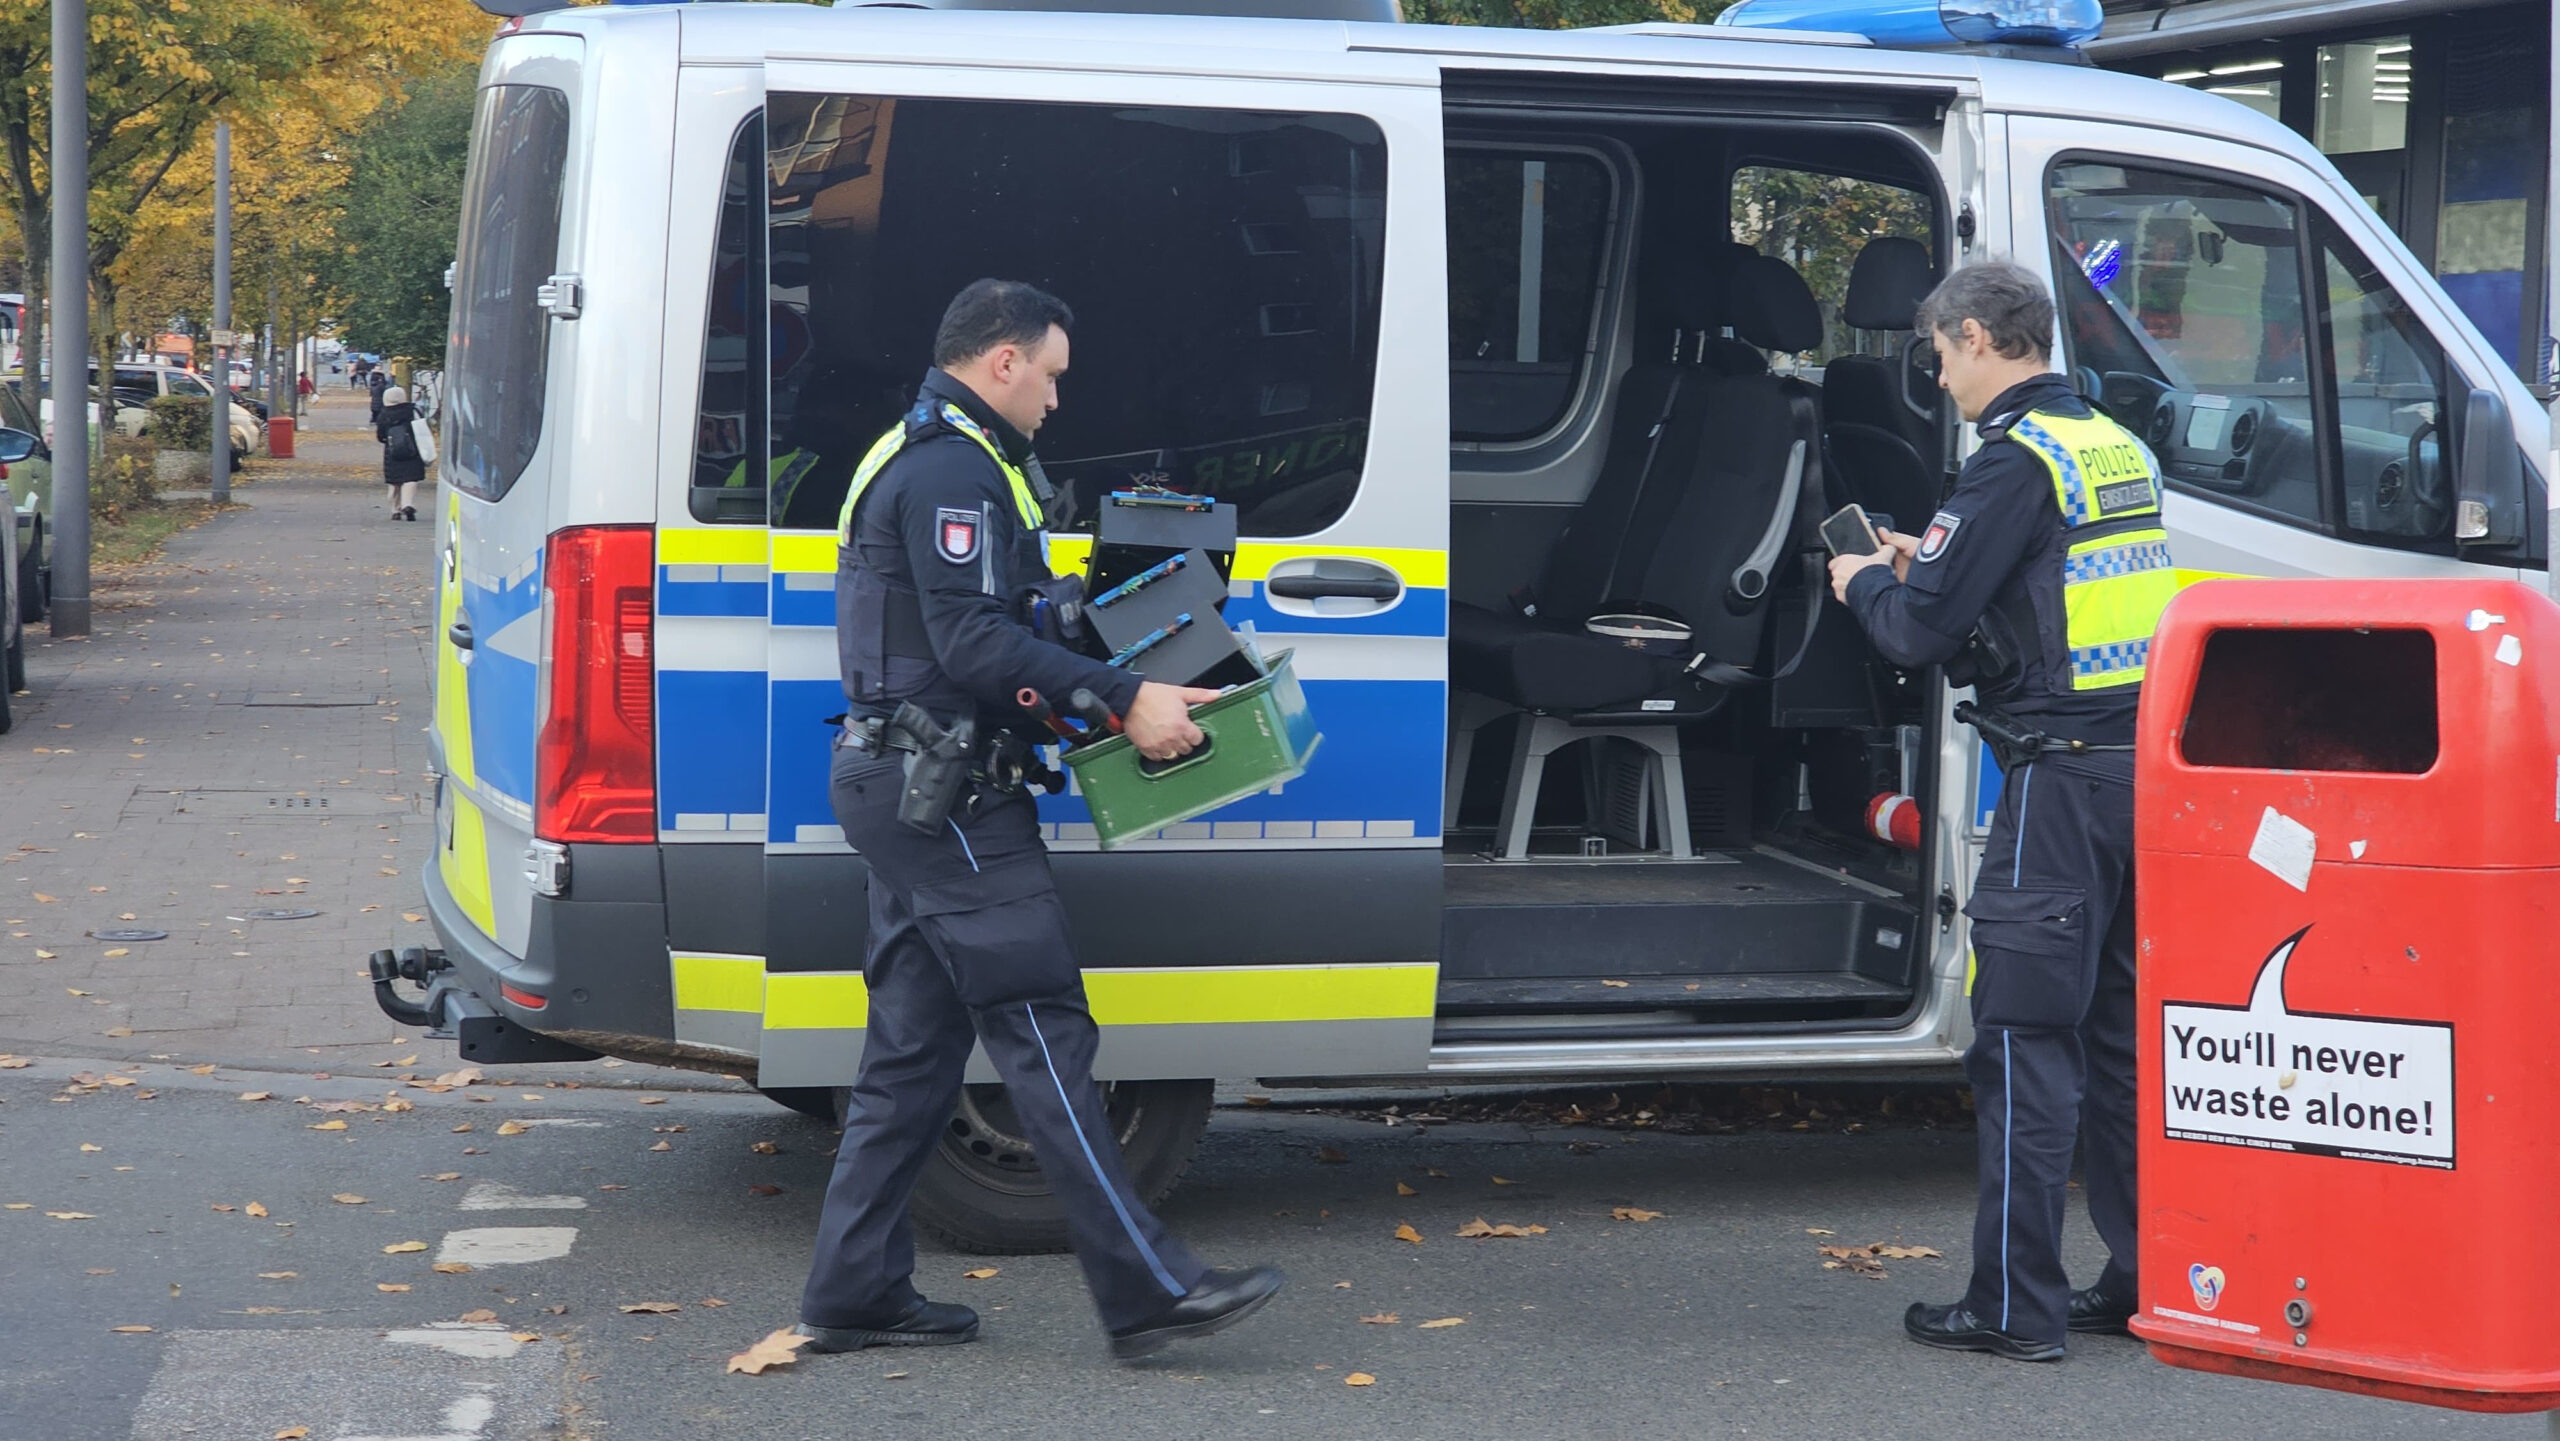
[448,619,473,651]
[1265,574,1400,601]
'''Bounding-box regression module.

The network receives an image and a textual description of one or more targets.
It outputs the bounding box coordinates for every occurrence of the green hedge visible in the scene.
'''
[148,394,212,450]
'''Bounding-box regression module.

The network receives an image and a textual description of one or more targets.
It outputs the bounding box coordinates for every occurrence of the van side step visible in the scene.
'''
[1435,972,1905,1015]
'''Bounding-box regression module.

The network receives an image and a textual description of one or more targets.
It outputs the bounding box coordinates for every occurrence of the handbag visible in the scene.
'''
[409,413,438,466]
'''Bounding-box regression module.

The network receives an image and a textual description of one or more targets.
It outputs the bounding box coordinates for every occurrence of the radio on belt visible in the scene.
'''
[2133,578,2560,1413]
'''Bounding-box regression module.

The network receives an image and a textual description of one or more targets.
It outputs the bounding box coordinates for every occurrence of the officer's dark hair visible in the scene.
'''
[932,279,1073,369]
[1913,262,2054,361]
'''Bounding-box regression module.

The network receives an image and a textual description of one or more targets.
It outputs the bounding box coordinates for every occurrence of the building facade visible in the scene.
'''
[2091,0,2554,396]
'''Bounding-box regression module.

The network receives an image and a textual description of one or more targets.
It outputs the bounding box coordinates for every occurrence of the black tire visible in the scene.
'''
[4,630,21,694]
[16,520,42,625]
[0,639,15,735]
[909,1078,1214,1254]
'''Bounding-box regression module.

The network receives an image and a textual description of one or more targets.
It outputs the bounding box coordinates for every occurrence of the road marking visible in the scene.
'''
[383,1323,525,1360]
[435,1227,577,1265]
[339,1389,495,1441]
[458,1181,587,1211]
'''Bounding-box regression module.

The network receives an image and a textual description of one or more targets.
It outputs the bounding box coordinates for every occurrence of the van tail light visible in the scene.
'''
[534,524,656,843]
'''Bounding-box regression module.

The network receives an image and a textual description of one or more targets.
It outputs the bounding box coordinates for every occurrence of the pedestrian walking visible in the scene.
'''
[297,371,314,403]
[1827,262,2182,1362]
[797,278,1281,1363]
[367,368,390,425]
[376,384,426,521]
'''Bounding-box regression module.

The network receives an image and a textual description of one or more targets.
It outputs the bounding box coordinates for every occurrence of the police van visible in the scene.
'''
[382,0,2549,1249]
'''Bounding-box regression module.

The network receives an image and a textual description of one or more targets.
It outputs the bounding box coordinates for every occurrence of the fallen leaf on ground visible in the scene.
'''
[459,1309,499,1324]
[649,1141,672,1152]
[211,1204,236,1213]
[653,1125,688,1133]
[510,1332,540,1344]
[1611,1207,1665,1223]
[638,1097,666,1105]
[46,1212,96,1220]
[103,949,129,958]
[1392,1223,1424,1246]
[85,1268,112,1275]
[1394,1181,1418,1197]
[426,1172,462,1183]
[1490,1176,1518,1186]
[726,1328,813,1376]
[700,1298,728,1307]
[962,1268,999,1280]
[433,1263,472,1274]
[433,1068,482,1088]
[381,1098,414,1114]
[401,913,424,924]
[245,1202,268,1218]
[103,1027,133,1038]
[452,1124,474,1134]
[1418,1317,1466,1329]
[0,1057,29,1069]
[383,1241,429,1254]
[1599,979,1631,988]
[1360,1312,1399,1324]
[258,1272,296,1280]
[275,1429,309,1439]
[1426,1167,1449,1179]
[79,1143,101,1153]
[1344,1373,1376,1387]
[34,950,56,960]
[749,1141,779,1155]
[1805,1228,1835,1236]
[307,1120,348,1132]
[102,1076,135,1087]
[746,1184,782,1197]
[312,1100,374,1114]
[883,1370,910,1380]
[111,1325,153,1334]
[619,1302,680,1314]
[238,1092,273,1102]
[330,1194,367,1205]
[376,1284,410,1293]
[1456,1218,1547,1239]
[1315,1146,1348,1164]
[494,1120,531,1137]
[188,1065,217,1075]
[1873,1245,1942,1259]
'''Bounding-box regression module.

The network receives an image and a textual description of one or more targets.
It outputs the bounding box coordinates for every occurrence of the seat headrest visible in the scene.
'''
[1842,236,1938,332]
[1729,254,1825,355]
[1661,263,1720,337]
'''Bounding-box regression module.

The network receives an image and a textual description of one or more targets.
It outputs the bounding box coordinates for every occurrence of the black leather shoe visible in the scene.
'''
[1902,1301,2065,1361]
[795,1299,979,1353]
[1107,1266,1285,1360]
[2067,1285,2135,1336]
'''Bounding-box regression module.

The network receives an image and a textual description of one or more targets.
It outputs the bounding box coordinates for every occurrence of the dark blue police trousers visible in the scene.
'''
[1958,747,2139,1344]
[800,749,1204,1333]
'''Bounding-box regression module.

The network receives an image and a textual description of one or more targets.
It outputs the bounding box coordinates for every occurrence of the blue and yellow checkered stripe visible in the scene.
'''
[2061,538,2174,584]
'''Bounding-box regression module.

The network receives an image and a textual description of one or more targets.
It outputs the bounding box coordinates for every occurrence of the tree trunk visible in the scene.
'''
[92,271,114,463]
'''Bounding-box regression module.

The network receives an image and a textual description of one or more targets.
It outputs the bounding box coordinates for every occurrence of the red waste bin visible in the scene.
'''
[2135,577,2560,1411]
[266,415,295,459]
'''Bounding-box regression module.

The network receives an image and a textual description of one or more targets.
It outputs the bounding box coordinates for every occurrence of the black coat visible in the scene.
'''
[377,402,426,483]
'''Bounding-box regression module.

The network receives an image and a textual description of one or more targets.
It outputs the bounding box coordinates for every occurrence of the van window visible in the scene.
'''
[2049,160,2324,531]
[2316,214,2451,543]
[688,114,768,525]
[766,93,1387,538]
[1447,148,1614,444]
[444,83,572,503]
[1731,165,1932,361]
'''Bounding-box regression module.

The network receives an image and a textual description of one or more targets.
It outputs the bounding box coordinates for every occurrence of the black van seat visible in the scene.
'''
[1448,257,1828,859]
[1823,237,1941,527]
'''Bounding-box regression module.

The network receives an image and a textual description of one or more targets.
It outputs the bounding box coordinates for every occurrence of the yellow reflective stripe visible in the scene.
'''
[765,972,869,1031]
[753,963,1437,1032]
[672,954,765,1014]
[658,528,768,567]
[433,490,477,791]
[1084,963,1438,1026]
[441,790,498,938]
[771,533,835,574]
[837,424,912,543]
[1042,536,1450,590]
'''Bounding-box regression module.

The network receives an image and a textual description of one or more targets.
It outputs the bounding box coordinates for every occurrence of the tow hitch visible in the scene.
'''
[368,947,600,1064]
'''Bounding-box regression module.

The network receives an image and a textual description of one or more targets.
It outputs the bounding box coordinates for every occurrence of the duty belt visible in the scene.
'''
[837,710,1063,810]
[1955,700,2135,772]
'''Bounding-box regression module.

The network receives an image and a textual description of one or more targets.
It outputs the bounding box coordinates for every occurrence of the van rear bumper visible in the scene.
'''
[397,844,690,1066]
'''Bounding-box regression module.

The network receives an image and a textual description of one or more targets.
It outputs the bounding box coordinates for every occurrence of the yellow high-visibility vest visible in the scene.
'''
[836,402,1043,545]
[2004,406,2183,691]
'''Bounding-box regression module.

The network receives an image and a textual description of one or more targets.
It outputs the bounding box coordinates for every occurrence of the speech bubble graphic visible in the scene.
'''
[2161,926,2455,1169]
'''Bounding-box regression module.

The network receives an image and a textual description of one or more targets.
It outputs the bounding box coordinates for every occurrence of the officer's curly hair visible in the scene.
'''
[933,279,1074,369]
[1912,262,2054,361]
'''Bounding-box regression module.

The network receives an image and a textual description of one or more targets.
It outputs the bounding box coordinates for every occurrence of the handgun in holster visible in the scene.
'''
[893,702,978,833]
[1954,700,2050,771]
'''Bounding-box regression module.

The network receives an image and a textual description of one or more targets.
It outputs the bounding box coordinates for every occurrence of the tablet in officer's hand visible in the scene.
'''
[1820,503,1884,560]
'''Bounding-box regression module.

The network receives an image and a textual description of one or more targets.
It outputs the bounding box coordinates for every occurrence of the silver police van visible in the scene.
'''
[376,0,2548,1249]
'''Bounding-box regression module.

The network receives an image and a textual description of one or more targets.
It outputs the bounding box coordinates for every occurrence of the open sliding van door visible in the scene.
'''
[726,23,1452,1090]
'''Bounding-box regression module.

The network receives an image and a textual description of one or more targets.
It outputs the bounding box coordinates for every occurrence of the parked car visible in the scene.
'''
[110,363,261,454]
[0,379,45,644]
[0,422,38,732]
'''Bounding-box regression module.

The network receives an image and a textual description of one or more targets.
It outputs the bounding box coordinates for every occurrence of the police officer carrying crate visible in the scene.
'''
[1828,262,2181,1362]
[797,279,1284,1361]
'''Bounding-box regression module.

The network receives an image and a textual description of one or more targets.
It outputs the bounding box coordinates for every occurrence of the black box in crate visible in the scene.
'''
[1088,492,1238,593]
[1083,547,1258,689]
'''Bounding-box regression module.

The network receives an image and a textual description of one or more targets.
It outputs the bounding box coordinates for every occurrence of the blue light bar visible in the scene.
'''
[1715,0,2101,49]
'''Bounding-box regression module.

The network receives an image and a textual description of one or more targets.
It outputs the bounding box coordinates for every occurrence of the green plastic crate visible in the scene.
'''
[1065,648,1322,849]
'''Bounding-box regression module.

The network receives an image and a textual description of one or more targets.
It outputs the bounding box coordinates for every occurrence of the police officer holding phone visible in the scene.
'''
[797,279,1283,1361]
[1828,262,2181,1361]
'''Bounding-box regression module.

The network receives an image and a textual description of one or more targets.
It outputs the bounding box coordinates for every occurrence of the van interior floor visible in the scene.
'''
[1437,844,1919,1031]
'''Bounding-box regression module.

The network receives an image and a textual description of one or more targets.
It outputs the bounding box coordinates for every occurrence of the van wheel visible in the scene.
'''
[0,639,15,734]
[17,523,42,623]
[907,1079,1214,1255]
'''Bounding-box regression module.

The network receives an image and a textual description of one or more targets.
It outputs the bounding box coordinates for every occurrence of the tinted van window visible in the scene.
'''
[1447,149,1614,444]
[689,114,768,524]
[445,84,571,503]
[766,93,1387,538]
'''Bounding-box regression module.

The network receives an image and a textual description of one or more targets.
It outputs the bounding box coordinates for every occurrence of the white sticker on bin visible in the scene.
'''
[2161,927,2454,1169]
[2495,634,2523,667]
[2246,806,2315,892]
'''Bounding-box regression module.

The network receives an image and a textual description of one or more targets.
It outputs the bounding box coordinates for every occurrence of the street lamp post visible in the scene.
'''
[210,120,232,503]
[47,0,88,638]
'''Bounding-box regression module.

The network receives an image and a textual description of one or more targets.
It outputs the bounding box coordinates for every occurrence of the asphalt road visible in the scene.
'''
[3,1055,2547,1441]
